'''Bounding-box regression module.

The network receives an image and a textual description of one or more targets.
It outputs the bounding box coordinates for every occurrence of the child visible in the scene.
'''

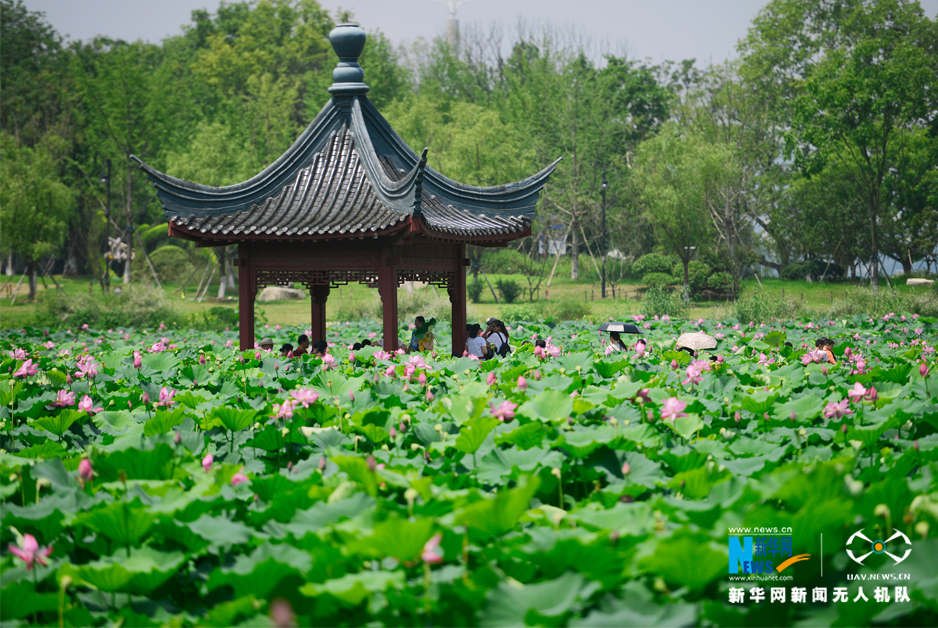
[815,338,836,364]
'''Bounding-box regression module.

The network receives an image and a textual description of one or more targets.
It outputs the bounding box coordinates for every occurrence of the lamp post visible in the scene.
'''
[600,168,608,298]
[100,159,111,294]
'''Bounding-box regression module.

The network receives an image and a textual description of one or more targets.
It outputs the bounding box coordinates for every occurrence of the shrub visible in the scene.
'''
[496,278,523,304]
[824,287,938,319]
[500,303,541,322]
[641,287,686,318]
[183,306,239,330]
[332,293,379,322]
[467,279,484,303]
[781,259,846,281]
[733,292,803,323]
[707,271,733,293]
[36,284,180,329]
[642,272,676,289]
[149,245,194,283]
[397,286,452,322]
[632,253,676,278]
[481,249,528,274]
[679,261,712,295]
[780,262,808,281]
[500,299,593,323]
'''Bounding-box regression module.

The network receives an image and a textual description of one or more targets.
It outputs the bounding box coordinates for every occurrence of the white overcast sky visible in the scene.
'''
[25,0,938,66]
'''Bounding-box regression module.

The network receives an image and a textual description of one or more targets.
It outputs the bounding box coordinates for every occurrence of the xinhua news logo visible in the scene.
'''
[846,529,912,566]
[728,535,810,575]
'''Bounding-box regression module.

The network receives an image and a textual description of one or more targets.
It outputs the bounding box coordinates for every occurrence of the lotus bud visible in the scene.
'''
[841,424,848,434]
[764,412,770,422]
[790,411,797,422]
[671,360,678,370]
[390,426,397,438]
[319,456,327,470]
[254,494,259,502]
[78,458,94,482]
[426,389,434,402]
[734,411,741,423]
[717,355,724,364]
[914,440,920,451]
[142,392,150,404]
[920,363,930,377]
[517,376,527,391]
[174,431,182,445]
[486,371,496,386]
[367,455,377,472]
[867,387,878,403]
[399,421,406,432]
[821,366,828,375]
[287,461,293,472]
[621,462,630,476]
[609,530,619,544]
[418,371,427,387]
[533,371,542,380]
[202,453,213,472]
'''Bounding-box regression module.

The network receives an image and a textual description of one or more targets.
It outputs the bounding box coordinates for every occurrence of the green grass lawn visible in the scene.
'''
[0,272,928,330]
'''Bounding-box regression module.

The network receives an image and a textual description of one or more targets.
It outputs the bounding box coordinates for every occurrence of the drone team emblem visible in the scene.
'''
[846,529,912,565]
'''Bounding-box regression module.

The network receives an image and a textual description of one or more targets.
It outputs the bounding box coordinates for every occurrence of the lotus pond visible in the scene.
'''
[1,314,937,627]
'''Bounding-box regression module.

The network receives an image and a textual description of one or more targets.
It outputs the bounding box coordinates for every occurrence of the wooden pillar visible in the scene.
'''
[451,243,467,357]
[378,249,398,352]
[237,243,255,351]
[310,285,330,342]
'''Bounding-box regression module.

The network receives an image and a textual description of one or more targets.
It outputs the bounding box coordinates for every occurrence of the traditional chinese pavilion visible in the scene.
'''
[133,23,558,353]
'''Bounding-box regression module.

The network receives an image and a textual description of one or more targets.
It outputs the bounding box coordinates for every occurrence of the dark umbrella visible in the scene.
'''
[598,322,643,335]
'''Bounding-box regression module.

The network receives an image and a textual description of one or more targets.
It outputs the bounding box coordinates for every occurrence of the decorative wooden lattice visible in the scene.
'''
[254,269,379,295]
[396,270,454,289]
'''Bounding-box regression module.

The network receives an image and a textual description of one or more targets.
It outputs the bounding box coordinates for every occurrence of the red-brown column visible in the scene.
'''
[310,285,330,343]
[451,243,467,356]
[237,243,255,351]
[378,249,398,352]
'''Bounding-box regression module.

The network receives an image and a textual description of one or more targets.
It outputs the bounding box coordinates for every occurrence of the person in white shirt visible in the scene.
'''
[466,324,488,358]
[484,319,509,356]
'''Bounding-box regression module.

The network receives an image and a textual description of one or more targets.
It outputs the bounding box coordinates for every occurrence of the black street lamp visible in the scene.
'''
[100,159,111,294]
[600,168,608,298]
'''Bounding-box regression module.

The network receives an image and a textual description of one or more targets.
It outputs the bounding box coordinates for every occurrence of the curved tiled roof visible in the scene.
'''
[132,95,558,242]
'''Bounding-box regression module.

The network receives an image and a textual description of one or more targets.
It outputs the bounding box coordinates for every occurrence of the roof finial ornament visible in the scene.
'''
[328,22,369,95]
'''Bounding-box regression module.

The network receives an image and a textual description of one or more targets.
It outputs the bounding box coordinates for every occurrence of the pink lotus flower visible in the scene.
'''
[202,453,213,472]
[273,399,297,420]
[374,350,391,361]
[231,470,250,486]
[51,389,76,408]
[133,351,142,368]
[10,348,28,360]
[8,534,53,571]
[421,533,443,564]
[757,352,775,367]
[384,365,396,378]
[404,365,416,381]
[321,354,335,369]
[660,398,688,422]
[867,387,878,403]
[154,387,176,407]
[408,355,428,370]
[547,344,561,358]
[73,355,99,379]
[78,458,94,482]
[534,345,545,359]
[78,395,103,414]
[801,350,827,366]
[13,359,37,378]
[847,382,868,403]
[491,400,518,422]
[682,364,703,386]
[290,389,319,408]
[42,341,55,350]
[517,376,527,391]
[487,371,497,386]
[823,399,853,419]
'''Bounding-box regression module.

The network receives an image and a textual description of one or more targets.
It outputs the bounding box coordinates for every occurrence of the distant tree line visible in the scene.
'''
[1,0,936,302]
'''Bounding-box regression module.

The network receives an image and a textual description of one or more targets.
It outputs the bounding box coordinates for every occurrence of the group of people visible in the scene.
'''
[466,318,512,359]
[257,335,328,358]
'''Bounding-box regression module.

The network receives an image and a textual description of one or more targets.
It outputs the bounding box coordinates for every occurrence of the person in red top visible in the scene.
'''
[292,334,310,356]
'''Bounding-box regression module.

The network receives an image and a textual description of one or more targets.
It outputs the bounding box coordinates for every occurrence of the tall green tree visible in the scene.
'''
[740,0,938,289]
[0,132,75,300]
[630,126,714,289]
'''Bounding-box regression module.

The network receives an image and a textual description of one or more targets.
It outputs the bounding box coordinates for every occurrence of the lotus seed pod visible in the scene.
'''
[873,504,890,519]
[551,467,562,479]
[915,521,929,538]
